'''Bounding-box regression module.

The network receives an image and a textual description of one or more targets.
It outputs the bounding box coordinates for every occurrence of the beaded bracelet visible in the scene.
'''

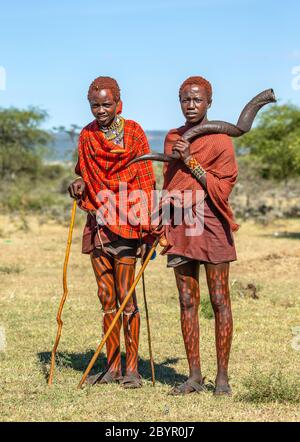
[184,156,206,181]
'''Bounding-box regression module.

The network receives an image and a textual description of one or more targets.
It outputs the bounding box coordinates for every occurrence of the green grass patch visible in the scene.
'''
[0,264,23,274]
[237,368,300,404]
[200,297,214,319]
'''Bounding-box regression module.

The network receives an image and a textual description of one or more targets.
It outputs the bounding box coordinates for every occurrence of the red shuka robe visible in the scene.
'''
[162,127,238,263]
[75,119,156,242]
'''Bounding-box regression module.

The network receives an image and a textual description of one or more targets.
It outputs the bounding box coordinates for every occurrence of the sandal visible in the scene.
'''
[168,379,207,396]
[120,373,143,389]
[85,371,122,386]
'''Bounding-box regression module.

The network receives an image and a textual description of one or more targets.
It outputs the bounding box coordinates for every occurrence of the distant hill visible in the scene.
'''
[145,130,167,153]
[46,130,167,161]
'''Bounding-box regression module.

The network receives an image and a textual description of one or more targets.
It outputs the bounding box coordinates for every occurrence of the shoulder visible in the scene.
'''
[165,126,185,142]
[124,119,147,137]
[205,133,235,154]
[207,133,233,145]
[80,120,98,136]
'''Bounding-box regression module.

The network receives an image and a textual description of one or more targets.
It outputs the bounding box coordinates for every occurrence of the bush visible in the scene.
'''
[42,163,65,180]
[237,368,300,404]
[0,265,23,274]
[0,107,52,180]
[236,104,300,182]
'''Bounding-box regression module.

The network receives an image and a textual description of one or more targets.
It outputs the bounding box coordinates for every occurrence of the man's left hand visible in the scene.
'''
[172,137,191,162]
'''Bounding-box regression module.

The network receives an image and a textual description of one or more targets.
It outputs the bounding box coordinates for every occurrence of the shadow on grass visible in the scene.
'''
[38,350,186,386]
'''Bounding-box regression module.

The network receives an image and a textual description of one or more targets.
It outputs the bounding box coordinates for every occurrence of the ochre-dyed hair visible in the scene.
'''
[179,76,212,102]
[87,76,121,102]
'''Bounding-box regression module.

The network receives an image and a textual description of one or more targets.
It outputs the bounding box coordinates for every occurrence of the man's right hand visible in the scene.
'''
[68,178,86,199]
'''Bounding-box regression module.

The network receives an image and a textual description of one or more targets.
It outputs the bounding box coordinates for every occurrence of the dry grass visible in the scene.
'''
[0,212,300,422]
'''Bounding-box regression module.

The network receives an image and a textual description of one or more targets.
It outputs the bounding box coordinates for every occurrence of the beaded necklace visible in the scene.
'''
[100,115,124,145]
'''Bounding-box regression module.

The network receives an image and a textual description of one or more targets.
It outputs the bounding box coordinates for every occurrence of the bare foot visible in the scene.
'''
[214,375,232,396]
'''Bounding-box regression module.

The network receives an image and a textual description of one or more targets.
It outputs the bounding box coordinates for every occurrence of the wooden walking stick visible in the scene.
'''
[48,200,77,386]
[139,226,155,386]
[77,236,159,389]
[141,268,155,386]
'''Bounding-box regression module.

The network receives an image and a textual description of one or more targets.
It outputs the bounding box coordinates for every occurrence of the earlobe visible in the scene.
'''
[208,100,212,109]
[116,100,123,114]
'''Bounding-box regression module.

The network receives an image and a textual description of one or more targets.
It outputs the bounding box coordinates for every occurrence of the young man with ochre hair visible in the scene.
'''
[162,76,238,396]
[68,76,155,388]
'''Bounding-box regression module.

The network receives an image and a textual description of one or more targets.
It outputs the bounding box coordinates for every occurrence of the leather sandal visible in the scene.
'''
[85,371,123,386]
[120,373,143,389]
[168,379,207,396]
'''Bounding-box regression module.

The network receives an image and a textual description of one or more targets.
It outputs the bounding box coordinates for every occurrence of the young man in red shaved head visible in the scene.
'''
[68,76,155,388]
[162,76,238,396]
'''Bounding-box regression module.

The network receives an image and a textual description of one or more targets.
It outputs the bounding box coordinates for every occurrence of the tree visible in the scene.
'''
[235,104,300,182]
[53,124,80,162]
[0,107,52,179]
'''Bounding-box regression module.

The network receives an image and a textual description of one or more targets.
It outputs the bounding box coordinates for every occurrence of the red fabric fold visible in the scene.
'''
[163,127,239,232]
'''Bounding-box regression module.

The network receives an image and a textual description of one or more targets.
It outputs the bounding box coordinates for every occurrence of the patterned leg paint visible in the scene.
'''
[122,308,140,374]
[114,257,141,378]
[171,261,204,394]
[91,252,122,377]
[205,262,233,395]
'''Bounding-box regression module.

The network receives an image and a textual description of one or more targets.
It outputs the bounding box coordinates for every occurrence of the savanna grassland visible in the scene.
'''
[0,213,300,422]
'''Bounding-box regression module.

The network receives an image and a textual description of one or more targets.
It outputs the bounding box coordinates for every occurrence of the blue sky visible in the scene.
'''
[0,0,300,130]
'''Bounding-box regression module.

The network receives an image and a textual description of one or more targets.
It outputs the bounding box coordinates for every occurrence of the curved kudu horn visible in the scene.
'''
[128,88,276,166]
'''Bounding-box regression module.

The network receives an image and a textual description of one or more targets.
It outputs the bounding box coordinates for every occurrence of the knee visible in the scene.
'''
[98,284,115,310]
[176,274,199,311]
[118,290,137,314]
[210,290,229,313]
[179,289,199,311]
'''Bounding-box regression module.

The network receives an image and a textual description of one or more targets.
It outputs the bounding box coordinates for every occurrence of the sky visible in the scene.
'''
[0,0,300,131]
